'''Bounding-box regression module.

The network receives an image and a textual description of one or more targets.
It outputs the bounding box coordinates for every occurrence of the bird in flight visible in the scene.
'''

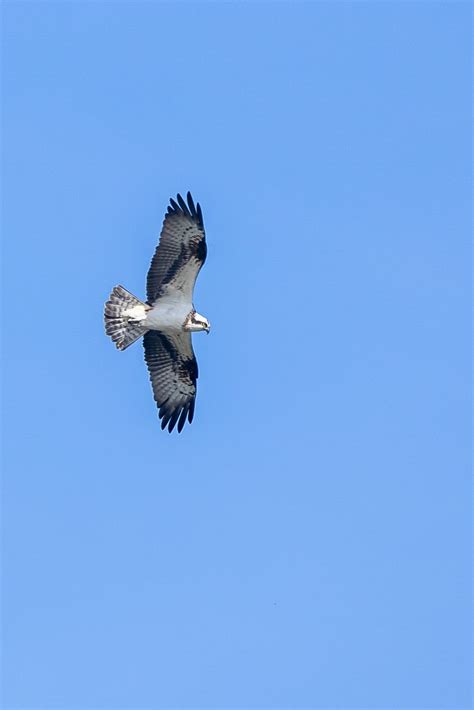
[104,192,209,433]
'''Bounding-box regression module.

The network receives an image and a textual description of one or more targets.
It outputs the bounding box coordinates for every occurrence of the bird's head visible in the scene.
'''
[185,311,210,334]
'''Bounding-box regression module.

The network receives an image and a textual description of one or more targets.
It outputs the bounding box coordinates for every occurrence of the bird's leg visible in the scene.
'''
[122,304,148,324]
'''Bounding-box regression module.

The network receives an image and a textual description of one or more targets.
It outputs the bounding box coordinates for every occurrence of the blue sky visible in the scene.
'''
[2,1,471,708]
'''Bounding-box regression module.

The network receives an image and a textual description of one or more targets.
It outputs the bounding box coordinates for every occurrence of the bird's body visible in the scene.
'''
[143,291,207,333]
[104,192,209,433]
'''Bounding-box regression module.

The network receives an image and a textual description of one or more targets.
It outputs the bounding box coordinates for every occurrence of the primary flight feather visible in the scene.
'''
[104,192,209,433]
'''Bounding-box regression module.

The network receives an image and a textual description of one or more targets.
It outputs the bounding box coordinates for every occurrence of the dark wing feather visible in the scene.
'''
[147,191,207,304]
[143,330,198,433]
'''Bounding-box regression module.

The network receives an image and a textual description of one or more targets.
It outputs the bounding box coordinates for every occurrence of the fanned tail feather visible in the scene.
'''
[104,285,149,350]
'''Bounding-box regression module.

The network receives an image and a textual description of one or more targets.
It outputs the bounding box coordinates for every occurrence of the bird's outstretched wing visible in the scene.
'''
[147,192,207,304]
[143,330,198,433]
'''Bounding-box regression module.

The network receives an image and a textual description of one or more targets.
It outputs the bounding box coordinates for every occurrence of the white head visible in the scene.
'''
[184,311,210,333]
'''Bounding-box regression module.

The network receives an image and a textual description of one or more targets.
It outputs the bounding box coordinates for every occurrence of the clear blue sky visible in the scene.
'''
[2,2,471,708]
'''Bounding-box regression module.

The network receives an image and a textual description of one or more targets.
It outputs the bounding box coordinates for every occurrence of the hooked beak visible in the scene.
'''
[205,325,210,334]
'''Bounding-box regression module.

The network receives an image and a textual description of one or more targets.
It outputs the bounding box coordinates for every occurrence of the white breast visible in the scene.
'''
[145,288,191,331]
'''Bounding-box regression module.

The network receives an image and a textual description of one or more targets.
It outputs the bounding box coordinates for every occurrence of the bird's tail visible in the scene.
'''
[104,285,150,350]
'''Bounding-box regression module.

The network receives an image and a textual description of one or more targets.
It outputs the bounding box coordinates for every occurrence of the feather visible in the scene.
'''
[143,331,198,434]
[146,191,207,304]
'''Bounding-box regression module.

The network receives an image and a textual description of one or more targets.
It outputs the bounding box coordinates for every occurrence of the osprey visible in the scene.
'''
[104,192,209,433]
